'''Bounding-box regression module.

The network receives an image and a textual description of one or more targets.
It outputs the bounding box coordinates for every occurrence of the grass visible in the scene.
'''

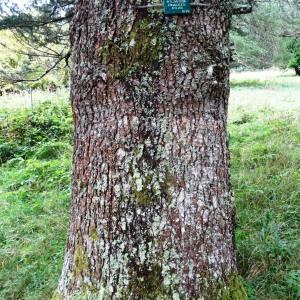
[230,111,300,299]
[230,69,300,117]
[0,88,69,110]
[0,69,299,299]
[0,102,73,300]
[0,158,71,300]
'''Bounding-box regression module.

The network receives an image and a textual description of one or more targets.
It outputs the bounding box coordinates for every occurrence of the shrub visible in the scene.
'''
[287,40,300,75]
[0,101,72,164]
[35,142,71,160]
[0,141,20,163]
[5,157,25,168]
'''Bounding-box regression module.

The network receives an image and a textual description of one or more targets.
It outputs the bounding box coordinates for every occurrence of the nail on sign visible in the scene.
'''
[163,0,191,15]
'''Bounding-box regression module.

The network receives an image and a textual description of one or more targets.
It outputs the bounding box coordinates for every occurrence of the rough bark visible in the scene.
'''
[57,1,247,299]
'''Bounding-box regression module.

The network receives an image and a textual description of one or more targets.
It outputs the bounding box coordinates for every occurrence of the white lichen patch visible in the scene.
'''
[96,175,108,192]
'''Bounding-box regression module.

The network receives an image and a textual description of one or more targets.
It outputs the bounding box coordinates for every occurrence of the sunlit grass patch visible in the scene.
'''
[229,70,300,118]
[230,79,269,88]
[0,89,69,110]
[230,68,300,89]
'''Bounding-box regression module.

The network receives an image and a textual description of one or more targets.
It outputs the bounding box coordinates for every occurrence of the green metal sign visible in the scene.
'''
[163,0,191,15]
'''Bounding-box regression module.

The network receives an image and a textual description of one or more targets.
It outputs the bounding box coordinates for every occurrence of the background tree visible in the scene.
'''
[287,38,300,74]
[0,0,74,88]
[231,0,300,68]
[56,0,251,299]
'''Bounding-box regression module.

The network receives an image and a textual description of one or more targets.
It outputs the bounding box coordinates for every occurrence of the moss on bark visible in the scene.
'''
[98,18,164,79]
[132,172,177,206]
[54,273,247,300]
[120,263,170,299]
[73,243,89,279]
[51,289,63,300]
[89,229,99,241]
[220,274,247,300]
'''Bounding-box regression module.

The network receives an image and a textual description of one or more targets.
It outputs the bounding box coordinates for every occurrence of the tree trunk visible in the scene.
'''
[57,1,246,299]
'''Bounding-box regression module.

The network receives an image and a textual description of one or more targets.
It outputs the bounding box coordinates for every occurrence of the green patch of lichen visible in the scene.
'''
[89,229,99,241]
[164,131,173,143]
[195,273,247,300]
[71,288,109,300]
[133,188,154,205]
[51,289,63,300]
[160,173,177,197]
[98,18,164,79]
[120,263,170,300]
[73,243,89,278]
[133,174,158,205]
[220,274,247,300]
[132,173,177,206]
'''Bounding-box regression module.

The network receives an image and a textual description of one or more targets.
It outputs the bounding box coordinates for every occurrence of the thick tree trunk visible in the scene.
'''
[57,1,246,299]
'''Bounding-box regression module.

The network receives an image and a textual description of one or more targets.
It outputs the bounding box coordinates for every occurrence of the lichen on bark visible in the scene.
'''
[220,274,247,300]
[194,273,247,300]
[131,170,177,206]
[73,243,89,279]
[89,229,99,241]
[98,18,164,79]
[119,262,171,299]
[55,274,247,300]
[51,289,63,300]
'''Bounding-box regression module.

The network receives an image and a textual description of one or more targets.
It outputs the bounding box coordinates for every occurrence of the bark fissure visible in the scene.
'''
[58,1,246,299]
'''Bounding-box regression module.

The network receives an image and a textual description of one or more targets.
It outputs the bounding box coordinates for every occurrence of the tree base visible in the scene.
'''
[53,274,247,300]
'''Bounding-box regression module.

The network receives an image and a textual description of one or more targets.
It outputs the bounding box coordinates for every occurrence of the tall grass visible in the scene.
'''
[230,111,300,299]
[0,102,73,299]
[0,88,69,110]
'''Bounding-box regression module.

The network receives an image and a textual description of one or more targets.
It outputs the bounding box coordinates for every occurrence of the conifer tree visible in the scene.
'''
[56,1,252,299]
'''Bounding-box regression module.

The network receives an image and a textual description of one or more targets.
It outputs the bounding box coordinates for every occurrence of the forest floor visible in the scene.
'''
[0,70,299,299]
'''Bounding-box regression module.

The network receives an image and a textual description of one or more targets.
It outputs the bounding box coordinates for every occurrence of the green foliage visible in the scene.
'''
[0,156,71,300]
[230,111,300,299]
[0,100,72,299]
[0,141,21,163]
[0,101,72,163]
[35,141,71,160]
[230,72,300,90]
[287,40,300,69]
[0,0,72,89]
[0,30,70,91]
[230,32,270,69]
